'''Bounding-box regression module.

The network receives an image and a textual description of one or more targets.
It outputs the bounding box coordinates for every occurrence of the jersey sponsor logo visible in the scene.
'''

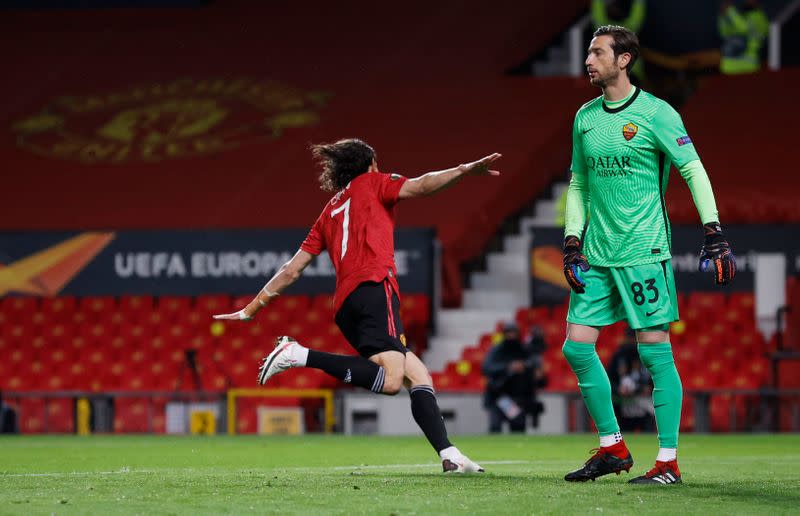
[586,155,633,178]
[12,78,329,163]
[622,122,638,141]
[676,135,692,146]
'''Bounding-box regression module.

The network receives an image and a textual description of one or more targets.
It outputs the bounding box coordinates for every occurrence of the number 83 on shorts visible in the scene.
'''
[566,259,679,330]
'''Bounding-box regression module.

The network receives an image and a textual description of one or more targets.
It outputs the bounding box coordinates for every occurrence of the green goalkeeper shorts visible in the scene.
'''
[567,259,679,330]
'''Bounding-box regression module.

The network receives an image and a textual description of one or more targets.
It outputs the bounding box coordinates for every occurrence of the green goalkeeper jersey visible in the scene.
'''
[566,86,706,267]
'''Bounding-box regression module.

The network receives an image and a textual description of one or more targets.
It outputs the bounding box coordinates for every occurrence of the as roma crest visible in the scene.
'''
[622,122,638,141]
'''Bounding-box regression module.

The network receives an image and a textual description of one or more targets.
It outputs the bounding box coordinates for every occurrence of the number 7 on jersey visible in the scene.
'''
[330,198,351,259]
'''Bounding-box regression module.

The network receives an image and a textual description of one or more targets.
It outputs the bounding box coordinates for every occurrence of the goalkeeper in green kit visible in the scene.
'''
[562,26,736,485]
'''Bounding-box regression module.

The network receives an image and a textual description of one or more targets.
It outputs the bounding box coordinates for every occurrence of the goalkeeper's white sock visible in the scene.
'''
[599,431,623,448]
[657,448,677,462]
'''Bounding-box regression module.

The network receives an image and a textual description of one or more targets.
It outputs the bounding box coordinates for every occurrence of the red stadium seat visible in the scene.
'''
[41,296,77,322]
[279,368,323,389]
[179,310,209,330]
[5,296,39,314]
[143,310,166,328]
[400,294,430,326]
[688,292,727,311]
[312,294,335,313]
[271,295,312,314]
[69,310,89,326]
[66,362,93,390]
[120,322,151,343]
[158,296,192,323]
[206,371,229,391]
[431,372,454,392]
[2,322,34,342]
[119,295,154,317]
[229,362,252,387]
[80,296,117,322]
[477,333,494,351]
[195,294,231,314]
[728,293,754,312]
[461,346,487,367]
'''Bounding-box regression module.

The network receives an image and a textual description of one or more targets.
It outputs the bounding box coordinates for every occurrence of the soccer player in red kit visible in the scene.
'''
[214,139,501,473]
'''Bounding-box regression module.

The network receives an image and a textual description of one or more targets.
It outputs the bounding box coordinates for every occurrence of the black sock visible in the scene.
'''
[306,350,385,393]
[409,385,452,454]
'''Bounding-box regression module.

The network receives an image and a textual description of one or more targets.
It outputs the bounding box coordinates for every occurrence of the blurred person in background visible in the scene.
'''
[0,391,17,434]
[482,322,547,433]
[592,0,646,33]
[719,0,769,74]
[592,0,647,83]
[607,329,655,432]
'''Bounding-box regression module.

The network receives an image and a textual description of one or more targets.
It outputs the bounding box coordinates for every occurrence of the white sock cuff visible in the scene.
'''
[294,345,309,367]
[599,431,623,448]
[439,446,460,461]
[657,448,677,462]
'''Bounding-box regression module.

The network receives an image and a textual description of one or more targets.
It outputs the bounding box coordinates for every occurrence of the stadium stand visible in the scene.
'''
[0,293,432,433]
[0,1,589,305]
[2,290,785,433]
[664,69,800,224]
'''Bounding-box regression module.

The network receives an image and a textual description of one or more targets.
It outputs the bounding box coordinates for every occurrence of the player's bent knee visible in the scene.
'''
[405,368,432,387]
[566,323,600,344]
[382,377,403,395]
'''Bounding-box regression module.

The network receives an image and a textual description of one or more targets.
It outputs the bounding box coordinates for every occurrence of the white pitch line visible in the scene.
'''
[2,469,156,478]
[2,460,530,478]
[329,460,529,471]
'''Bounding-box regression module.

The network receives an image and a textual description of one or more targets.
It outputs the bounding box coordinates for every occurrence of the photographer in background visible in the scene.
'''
[607,329,656,432]
[482,322,547,433]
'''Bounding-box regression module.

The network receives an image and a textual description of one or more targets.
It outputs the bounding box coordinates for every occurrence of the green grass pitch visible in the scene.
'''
[1,434,799,515]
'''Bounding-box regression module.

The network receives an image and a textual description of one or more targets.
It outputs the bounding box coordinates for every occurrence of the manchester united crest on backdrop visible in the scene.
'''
[12,78,330,163]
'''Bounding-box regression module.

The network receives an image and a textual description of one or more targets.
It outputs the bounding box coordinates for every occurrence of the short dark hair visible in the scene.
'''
[593,25,640,73]
[311,138,376,192]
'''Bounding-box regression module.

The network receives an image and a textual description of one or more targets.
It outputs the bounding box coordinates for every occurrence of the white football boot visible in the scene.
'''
[441,448,485,474]
[257,336,306,385]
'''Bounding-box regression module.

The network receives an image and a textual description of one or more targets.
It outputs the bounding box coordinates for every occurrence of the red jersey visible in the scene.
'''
[301,171,407,313]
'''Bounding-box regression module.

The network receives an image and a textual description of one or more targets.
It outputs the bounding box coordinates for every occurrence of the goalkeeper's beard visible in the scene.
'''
[591,69,620,89]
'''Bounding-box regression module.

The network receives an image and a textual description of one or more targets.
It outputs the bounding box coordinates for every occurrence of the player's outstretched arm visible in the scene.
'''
[398,153,501,200]
[212,249,315,321]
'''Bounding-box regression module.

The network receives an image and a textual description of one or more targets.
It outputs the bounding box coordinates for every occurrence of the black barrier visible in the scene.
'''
[0,228,435,297]
[529,225,800,304]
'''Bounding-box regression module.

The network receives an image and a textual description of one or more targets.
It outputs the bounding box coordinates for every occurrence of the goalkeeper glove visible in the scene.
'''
[699,222,736,286]
[563,235,590,294]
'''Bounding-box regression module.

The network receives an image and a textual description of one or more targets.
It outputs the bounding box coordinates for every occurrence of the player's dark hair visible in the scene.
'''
[593,25,640,74]
[312,138,376,192]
